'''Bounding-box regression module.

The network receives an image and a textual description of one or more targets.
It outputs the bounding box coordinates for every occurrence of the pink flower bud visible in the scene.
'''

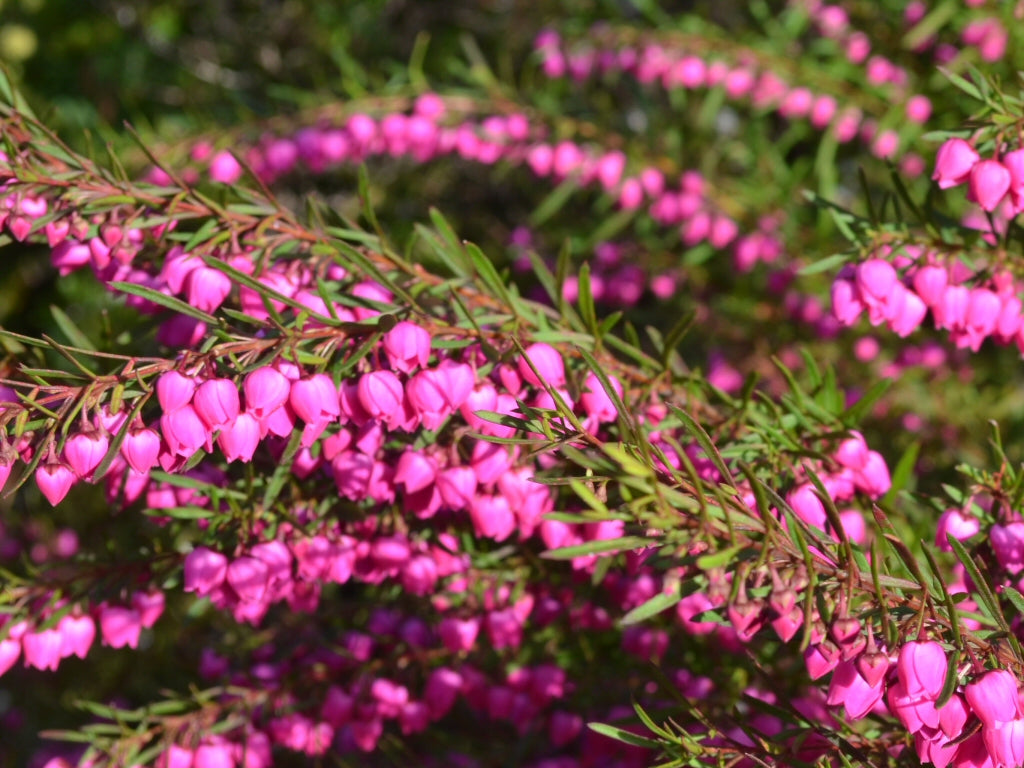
[289,374,340,426]
[184,546,228,596]
[436,465,478,511]
[209,150,243,184]
[933,138,979,189]
[788,483,826,529]
[826,661,885,720]
[185,267,232,313]
[36,461,75,506]
[156,371,197,412]
[969,159,1011,212]
[985,719,1024,768]
[855,259,898,304]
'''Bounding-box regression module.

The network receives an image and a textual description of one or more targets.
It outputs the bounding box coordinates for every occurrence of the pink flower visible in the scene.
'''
[518,342,565,388]
[156,370,197,412]
[184,547,228,596]
[217,412,260,462]
[99,605,143,649]
[933,138,979,189]
[22,627,62,670]
[63,429,109,478]
[227,556,270,603]
[193,378,241,431]
[36,461,75,506]
[969,159,1012,212]
[243,367,290,420]
[120,426,161,474]
[965,669,1022,728]
[897,641,947,699]
[357,370,405,427]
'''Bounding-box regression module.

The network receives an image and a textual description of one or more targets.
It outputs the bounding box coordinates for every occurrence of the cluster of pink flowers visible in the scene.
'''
[532,28,927,172]
[831,252,1024,353]
[933,137,1024,215]
[0,589,164,677]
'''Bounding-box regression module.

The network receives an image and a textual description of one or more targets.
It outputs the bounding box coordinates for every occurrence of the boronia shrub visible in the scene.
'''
[1,1,1024,766]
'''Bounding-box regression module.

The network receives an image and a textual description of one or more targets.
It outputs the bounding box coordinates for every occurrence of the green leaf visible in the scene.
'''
[587,722,662,750]
[49,305,97,351]
[620,586,681,626]
[109,281,218,325]
[541,536,652,560]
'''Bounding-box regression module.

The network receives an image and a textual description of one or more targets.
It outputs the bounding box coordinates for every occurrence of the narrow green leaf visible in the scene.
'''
[49,306,96,351]
[109,281,218,325]
[541,536,651,560]
[620,586,682,626]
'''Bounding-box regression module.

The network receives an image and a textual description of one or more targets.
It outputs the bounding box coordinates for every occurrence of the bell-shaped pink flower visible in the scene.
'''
[184,546,228,596]
[193,739,236,768]
[965,669,1022,727]
[243,366,290,420]
[579,371,623,423]
[63,429,109,478]
[185,266,232,312]
[788,483,827,529]
[831,278,864,325]
[889,290,927,337]
[161,404,209,459]
[217,412,260,462]
[826,661,884,720]
[935,509,980,551]
[969,159,1011,212]
[912,265,949,307]
[22,627,63,671]
[156,370,197,412]
[438,617,479,653]
[382,321,431,373]
[436,465,478,510]
[156,745,195,768]
[393,450,438,494]
[193,378,241,431]
[57,613,95,659]
[897,641,947,699]
[132,590,165,628]
[357,370,405,427]
[985,719,1024,768]
[436,360,474,410]
[855,259,898,305]
[853,451,891,497]
[991,523,1024,573]
[469,494,516,541]
[933,138,979,189]
[289,374,340,445]
[518,342,565,388]
[0,636,19,677]
[99,605,143,649]
[227,556,270,603]
[36,461,75,506]
[424,667,463,720]
[120,426,161,474]
[405,369,452,430]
